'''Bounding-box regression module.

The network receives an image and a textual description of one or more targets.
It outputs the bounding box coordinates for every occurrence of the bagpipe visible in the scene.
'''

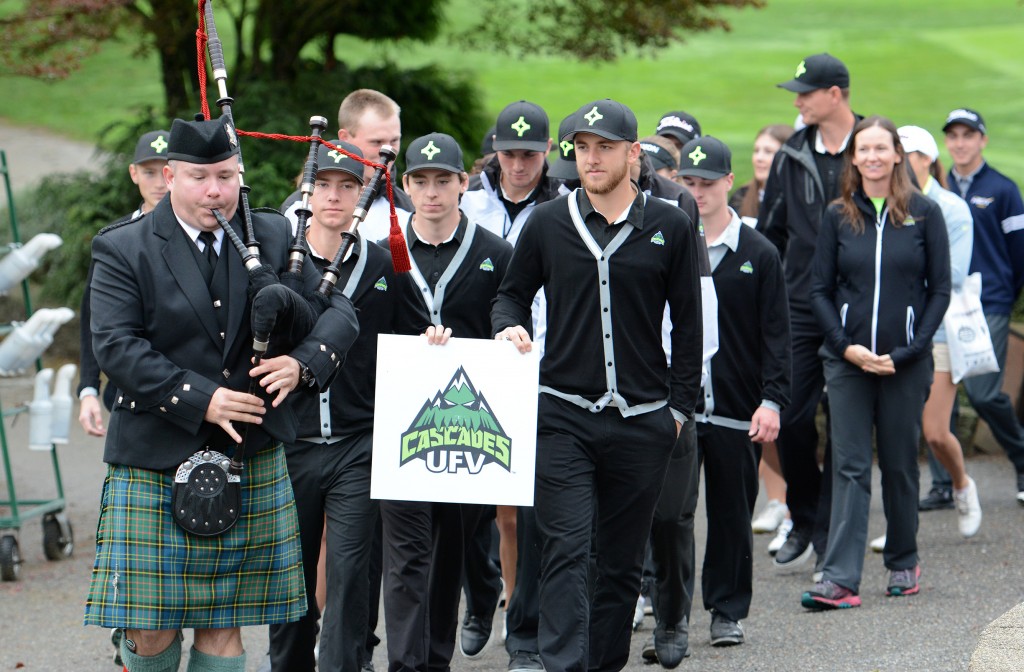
[172,1,411,537]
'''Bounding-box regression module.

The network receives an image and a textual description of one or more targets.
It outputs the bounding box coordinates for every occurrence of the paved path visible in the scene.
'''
[0,118,100,196]
[0,371,1021,671]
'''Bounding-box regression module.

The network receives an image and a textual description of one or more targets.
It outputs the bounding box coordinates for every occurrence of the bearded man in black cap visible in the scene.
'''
[493,99,703,672]
[83,115,359,672]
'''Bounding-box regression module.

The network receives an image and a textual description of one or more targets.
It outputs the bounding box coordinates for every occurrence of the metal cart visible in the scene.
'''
[0,149,74,581]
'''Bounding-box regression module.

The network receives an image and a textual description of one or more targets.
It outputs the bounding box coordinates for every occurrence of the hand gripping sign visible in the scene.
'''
[371,334,539,506]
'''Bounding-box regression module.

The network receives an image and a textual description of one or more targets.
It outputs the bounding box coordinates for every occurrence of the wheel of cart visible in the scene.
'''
[0,149,74,581]
[0,533,20,581]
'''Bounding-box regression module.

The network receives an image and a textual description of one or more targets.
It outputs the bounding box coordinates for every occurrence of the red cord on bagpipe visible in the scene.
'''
[194,0,410,273]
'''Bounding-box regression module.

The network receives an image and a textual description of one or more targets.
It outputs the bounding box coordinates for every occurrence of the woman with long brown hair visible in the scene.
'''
[729,124,794,225]
[802,115,950,610]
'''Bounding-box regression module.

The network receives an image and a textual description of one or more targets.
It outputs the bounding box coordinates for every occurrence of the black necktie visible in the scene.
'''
[198,231,217,286]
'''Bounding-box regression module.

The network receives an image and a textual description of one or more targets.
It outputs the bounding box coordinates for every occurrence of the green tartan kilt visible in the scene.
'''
[83,445,306,630]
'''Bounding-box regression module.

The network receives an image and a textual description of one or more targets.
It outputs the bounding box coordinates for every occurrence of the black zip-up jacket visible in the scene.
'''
[810,190,951,367]
[638,154,700,227]
[758,117,862,326]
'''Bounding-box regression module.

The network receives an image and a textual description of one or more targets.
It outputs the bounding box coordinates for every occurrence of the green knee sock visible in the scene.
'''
[185,646,246,672]
[121,634,182,672]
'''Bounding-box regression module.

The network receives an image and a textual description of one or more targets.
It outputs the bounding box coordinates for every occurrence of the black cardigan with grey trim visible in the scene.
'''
[492,188,703,418]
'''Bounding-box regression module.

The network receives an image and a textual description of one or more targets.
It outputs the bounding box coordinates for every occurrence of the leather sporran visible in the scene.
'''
[172,449,241,537]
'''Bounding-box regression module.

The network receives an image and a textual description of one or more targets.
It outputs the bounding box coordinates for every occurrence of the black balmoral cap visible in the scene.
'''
[317,140,365,184]
[167,116,240,164]
[656,111,702,145]
[404,133,465,176]
[562,99,638,143]
[548,112,580,180]
[943,108,987,135]
[480,125,497,156]
[133,130,171,164]
[677,136,732,180]
[493,100,550,152]
[777,53,850,93]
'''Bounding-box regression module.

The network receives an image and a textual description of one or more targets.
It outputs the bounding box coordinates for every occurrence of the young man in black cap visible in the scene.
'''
[462,100,561,245]
[934,108,1024,506]
[79,129,171,439]
[269,142,429,671]
[655,111,701,152]
[493,99,703,672]
[759,52,859,574]
[379,132,514,672]
[676,135,790,653]
[82,115,359,672]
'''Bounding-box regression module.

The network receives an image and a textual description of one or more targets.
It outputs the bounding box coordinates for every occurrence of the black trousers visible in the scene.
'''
[269,433,378,672]
[695,423,761,621]
[380,499,489,672]
[534,395,676,672]
[776,326,832,553]
[649,418,699,627]
[505,505,542,656]
[462,506,503,620]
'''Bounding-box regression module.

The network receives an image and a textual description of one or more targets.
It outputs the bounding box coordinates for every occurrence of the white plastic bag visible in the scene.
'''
[943,272,999,384]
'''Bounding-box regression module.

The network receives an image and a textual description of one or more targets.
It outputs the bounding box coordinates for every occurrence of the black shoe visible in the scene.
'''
[773,528,812,568]
[918,486,954,511]
[654,618,690,668]
[641,637,657,664]
[1017,472,1024,507]
[460,612,493,659]
[709,613,744,647]
[508,650,545,672]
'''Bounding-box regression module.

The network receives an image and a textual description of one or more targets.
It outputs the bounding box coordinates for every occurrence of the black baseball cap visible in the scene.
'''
[777,53,850,93]
[639,139,678,173]
[548,113,579,180]
[316,140,365,184]
[133,130,171,164]
[493,101,550,152]
[943,108,987,135]
[655,111,701,145]
[480,125,497,156]
[404,133,465,176]
[677,137,732,180]
[561,99,638,143]
[167,116,240,165]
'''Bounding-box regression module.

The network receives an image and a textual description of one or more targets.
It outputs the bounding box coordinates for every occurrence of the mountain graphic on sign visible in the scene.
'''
[409,367,505,434]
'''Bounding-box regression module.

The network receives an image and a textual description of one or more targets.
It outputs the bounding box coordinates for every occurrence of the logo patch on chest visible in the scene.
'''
[374,277,388,291]
[650,231,665,246]
[479,258,494,272]
[970,196,994,209]
[739,261,754,274]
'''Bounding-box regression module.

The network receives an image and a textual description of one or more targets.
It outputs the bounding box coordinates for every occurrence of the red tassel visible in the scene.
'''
[388,212,411,273]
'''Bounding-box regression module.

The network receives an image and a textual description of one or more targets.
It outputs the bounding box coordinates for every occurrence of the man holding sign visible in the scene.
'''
[380,132,514,672]
[492,100,704,672]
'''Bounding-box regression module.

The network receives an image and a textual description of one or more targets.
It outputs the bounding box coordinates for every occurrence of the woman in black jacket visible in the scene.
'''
[802,115,950,610]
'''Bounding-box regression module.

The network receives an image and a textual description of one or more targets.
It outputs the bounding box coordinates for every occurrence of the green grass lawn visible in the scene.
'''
[0,0,1022,186]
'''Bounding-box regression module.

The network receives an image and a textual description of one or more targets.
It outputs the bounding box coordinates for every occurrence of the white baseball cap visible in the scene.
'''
[897,125,939,162]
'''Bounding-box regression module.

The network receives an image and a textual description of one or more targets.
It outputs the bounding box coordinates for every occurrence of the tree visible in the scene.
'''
[460,0,764,61]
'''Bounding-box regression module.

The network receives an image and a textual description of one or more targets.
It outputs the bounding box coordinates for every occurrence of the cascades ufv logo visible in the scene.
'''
[400,367,511,474]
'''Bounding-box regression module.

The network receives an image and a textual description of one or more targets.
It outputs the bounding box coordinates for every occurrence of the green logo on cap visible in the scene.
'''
[583,106,604,126]
[795,60,807,78]
[688,146,707,166]
[150,135,168,154]
[421,140,441,161]
[327,149,346,163]
[560,140,573,157]
[511,116,532,137]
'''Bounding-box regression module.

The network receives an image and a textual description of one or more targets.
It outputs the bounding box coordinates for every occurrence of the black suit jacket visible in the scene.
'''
[90,196,359,470]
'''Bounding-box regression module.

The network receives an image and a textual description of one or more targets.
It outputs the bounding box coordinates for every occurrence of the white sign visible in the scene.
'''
[371,334,539,506]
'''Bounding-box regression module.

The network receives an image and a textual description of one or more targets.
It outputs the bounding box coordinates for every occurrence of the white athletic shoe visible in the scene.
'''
[955,476,983,538]
[633,595,645,630]
[767,518,792,556]
[869,535,886,553]
[752,499,788,533]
